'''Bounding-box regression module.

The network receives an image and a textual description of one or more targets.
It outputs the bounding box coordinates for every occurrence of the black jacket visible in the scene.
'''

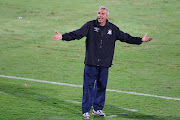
[62,19,142,67]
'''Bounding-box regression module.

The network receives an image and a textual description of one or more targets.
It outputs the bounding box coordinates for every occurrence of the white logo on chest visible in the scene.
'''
[107,29,112,35]
[94,27,100,32]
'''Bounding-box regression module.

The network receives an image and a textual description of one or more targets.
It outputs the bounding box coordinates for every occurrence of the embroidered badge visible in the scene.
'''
[107,29,112,35]
[94,27,100,32]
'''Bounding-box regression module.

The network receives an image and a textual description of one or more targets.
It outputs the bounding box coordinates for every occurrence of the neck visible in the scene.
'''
[96,19,107,26]
[98,20,107,26]
[99,22,106,26]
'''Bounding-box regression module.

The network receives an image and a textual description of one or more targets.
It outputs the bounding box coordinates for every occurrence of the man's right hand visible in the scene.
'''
[51,31,62,40]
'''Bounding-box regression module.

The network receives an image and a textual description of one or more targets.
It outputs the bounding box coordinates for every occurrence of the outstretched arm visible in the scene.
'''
[51,31,62,40]
[52,22,88,41]
[142,33,153,42]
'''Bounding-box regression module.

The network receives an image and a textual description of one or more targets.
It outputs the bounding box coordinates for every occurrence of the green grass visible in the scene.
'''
[0,0,180,119]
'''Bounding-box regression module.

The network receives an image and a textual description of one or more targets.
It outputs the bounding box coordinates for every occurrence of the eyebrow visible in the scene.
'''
[98,12,106,14]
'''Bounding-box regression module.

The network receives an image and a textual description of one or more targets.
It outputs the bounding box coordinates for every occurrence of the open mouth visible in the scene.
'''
[98,17,103,21]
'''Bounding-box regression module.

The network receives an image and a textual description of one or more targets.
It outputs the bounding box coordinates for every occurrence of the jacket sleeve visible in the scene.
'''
[62,22,89,41]
[116,27,142,45]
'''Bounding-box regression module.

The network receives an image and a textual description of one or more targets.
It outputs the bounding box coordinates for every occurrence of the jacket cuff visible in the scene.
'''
[62,34,66,41]
[138,37,143,44]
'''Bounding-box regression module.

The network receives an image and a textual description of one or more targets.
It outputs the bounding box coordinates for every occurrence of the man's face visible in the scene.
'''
[97,9,108,25]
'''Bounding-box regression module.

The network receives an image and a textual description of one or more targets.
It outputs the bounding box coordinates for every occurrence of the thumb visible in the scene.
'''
[55,30,60,34]
[144,33,148,38]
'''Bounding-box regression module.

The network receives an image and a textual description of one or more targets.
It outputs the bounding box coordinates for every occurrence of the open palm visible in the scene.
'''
[51,31,62,40]
[142,33,153,42]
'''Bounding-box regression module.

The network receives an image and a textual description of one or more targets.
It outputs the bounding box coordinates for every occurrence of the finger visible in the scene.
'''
[145,37,153,42]
[52,36,61,40]
[51,36,57,39]
[52,37,59,40]
[149,37,153,41]
[51,36,56,40]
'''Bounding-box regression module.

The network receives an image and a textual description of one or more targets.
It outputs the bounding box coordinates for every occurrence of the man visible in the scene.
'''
[52,6,153,119]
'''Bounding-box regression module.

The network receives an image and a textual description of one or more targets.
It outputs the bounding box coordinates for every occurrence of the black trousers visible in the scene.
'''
[82,64,109,113]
